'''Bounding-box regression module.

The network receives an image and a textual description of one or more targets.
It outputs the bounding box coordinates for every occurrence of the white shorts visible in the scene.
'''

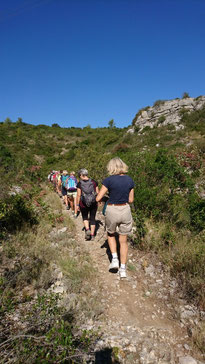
[67,191,77,198]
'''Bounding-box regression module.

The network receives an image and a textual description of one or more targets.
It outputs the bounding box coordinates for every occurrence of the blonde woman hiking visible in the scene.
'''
[96,157,134,278]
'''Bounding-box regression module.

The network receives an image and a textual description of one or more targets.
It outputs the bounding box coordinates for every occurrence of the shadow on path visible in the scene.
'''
[95,347,120,364]
[100,234,121,274]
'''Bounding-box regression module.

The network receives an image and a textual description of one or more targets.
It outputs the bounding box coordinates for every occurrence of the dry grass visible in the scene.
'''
[1,186,102,351]
[59,255,94,290]
[142,219,205,308]
[44,190,64,213]
[192,322,205,353]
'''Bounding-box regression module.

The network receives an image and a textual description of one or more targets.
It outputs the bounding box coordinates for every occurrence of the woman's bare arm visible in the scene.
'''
[96,185,108,202]
[128,188,134,203]
[76,188,81,206]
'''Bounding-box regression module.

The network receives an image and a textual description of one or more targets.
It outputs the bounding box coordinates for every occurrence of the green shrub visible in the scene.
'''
[182,106,205,134]
[189,194,205,232]
[134,125,140,133]
[182,92,190,99]
[143,126,151,132]
[65,149,76,160]
[126,149,194,227]
[0,195,37,234]
[0,292,96,362]
[153,99,166,107]
[52,123,61,127]
[179,108,188,118]
[158,115,166,124]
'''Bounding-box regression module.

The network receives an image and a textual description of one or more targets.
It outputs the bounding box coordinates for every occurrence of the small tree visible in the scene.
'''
[52,123,60,128]
[182,92,190,99]
[84,124,91,129]
[16,117,23,124]
[108,119,115,128]
[4,117,12,125]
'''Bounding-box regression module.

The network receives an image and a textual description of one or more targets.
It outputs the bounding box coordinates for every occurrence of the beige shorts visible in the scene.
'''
[105,204,133,235]
[67,191,77,198]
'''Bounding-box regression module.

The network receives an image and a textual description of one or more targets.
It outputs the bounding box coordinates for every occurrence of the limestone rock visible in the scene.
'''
[9,185,23,195]
[130,96,205,132]
[57,227,67,234]
[178,356,198,364]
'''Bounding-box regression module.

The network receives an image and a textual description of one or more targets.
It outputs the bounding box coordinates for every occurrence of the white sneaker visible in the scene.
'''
[109,258,119,270]
[119,268,127,279]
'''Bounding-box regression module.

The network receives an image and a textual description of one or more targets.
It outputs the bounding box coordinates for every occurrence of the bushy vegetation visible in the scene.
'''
[0,189,98,362]
[0,291,95,363]
[0,194,37,236]
[153,99,167,107]
[0,100,205,360]
[158,115,166,124]
[182,91,190,99]
[126,149,204,231]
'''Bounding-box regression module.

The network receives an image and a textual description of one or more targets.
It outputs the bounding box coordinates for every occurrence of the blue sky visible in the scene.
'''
[0,0,205,128]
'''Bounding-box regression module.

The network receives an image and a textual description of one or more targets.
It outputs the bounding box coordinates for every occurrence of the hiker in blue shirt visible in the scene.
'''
[61,170,70,210]
[96,157,134,279]
[67,171,78,218]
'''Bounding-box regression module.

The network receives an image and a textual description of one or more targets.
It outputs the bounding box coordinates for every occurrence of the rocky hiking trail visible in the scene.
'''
[57,198,205,364]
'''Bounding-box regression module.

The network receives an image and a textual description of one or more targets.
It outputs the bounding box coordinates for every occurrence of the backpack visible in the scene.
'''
[80,179,96,207]
[61,175,69,188]
[66,176,77,191]
[52,173,57,183]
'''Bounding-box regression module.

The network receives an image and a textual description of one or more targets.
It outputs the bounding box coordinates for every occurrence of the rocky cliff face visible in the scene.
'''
[129,96,205,133]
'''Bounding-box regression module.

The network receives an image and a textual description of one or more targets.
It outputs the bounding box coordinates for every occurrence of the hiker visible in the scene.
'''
[57,170,63,197]
[47,172,52,182]
[49,170,55,183]
[67,171,78,218]
[96,157,134,278]
[61,170,70,209]
[76,168,99,240]
[52,171,58,191]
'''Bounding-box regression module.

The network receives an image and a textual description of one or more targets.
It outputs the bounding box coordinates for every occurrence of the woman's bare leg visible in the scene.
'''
[84,220,89,230]
[68,196,74,211]
[63,195,68,206]
[119,234,128,264]
[73,196,77,215]
[90,224,95,236]
[107,234,117,254]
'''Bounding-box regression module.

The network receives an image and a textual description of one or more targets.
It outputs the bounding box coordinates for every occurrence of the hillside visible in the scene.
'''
[0,97,205,362]
[130,95,205,133]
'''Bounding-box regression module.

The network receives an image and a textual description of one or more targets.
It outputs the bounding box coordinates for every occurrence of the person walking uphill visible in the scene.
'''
[96,157,134,279]
[76,168,99,241]
[61,170,70,210]
[67,171,78,218]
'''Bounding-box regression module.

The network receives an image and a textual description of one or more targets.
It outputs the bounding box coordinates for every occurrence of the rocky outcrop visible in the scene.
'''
[128,96,205,133]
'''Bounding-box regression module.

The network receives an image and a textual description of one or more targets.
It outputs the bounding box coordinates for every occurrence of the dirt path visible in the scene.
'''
[65,205,204,364]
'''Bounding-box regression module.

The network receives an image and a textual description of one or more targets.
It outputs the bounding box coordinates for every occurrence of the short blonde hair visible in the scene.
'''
[70,171,75,175]
[107,157,128,175]
[63,170,68,175]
